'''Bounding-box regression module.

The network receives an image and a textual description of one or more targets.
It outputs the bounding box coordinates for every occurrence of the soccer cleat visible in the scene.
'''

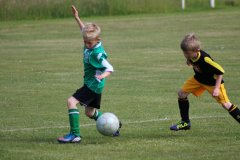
[113,121,122,137]
[57,133,81,143]
[170,121,191,131]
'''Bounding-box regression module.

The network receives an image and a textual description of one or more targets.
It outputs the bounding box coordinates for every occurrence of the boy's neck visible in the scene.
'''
[91,41,100,48]
[86,41,101,49]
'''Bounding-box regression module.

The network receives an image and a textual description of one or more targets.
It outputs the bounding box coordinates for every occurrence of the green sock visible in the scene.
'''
[90,110,103,121]
[69,109,80,136]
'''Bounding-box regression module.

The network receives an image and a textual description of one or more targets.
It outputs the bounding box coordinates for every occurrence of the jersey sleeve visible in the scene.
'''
[204,57,224,75]
[101,59,114,72]
[89,52,114,72]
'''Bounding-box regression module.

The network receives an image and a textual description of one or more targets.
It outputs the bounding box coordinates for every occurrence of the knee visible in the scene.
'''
[178,90,188,99]
[67,97,78,109]
[222,102,232,110]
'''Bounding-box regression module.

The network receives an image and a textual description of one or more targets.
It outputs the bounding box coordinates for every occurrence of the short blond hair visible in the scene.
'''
[180,33,201,51]
[82,23,101,41]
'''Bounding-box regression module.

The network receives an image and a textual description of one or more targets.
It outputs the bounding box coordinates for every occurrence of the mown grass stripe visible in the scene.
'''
[0,115,228,132]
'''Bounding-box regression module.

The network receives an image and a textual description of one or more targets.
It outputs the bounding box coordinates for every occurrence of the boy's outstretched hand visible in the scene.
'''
[71,5,85,30]
[71,5,78,18]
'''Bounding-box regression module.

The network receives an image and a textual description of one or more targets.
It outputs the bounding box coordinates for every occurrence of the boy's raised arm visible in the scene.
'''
[71,5,85,30]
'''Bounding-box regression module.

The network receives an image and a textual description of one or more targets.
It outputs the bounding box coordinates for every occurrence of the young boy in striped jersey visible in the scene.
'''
[170,33,240,131]
[57,5,121,143]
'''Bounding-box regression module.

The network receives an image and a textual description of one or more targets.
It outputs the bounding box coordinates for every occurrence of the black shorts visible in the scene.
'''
[72,85,101,109]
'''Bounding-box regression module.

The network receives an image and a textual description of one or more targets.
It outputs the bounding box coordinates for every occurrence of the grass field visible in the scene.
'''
[0,9,240,160]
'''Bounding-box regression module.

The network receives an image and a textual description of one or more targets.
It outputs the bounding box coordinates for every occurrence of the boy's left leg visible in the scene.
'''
[85,107,121,136]
[85,107,102,121]
[223,103,240,123]
[206,84,240,123]
[84,89,122,136]
[84,91,103,121]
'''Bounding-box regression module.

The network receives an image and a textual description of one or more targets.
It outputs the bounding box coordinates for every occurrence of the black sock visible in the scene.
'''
[228,104,240,123]
[178,98,190,123]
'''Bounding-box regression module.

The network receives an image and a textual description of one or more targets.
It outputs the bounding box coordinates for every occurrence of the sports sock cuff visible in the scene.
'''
[69,109,79,114]
[90,110,103,120]
[178,97,188,101]
[228,104,237,112]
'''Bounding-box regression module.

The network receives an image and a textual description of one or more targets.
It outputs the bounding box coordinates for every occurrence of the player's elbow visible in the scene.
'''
[102,59,114,73]
[106,65,114,73]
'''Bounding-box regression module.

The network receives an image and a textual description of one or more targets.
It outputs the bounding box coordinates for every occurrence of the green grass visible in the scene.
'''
[0,9,240,160]
[1,0,240,20]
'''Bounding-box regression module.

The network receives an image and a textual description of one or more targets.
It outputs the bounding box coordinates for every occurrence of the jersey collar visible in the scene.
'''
[84,41,101,51]
[191,51,201,62]
[93,41,101,49]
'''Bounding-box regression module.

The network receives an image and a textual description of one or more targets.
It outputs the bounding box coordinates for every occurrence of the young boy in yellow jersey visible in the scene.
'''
[170,33,240,131]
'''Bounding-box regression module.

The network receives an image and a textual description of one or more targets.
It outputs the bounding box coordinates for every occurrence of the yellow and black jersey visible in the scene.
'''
[188,50,225,86]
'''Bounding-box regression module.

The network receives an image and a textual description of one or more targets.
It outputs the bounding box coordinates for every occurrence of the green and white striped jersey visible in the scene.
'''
[83,42,113,94]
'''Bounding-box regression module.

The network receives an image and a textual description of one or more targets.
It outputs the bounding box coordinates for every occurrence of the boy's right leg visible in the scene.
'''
[170,90,191,131]
[178,90,190,123]
[57,96,81,143]
[67,97,81,137]
[170,77,205,131]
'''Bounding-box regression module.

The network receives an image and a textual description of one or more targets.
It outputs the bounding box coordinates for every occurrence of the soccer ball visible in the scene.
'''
[96,112,119,136]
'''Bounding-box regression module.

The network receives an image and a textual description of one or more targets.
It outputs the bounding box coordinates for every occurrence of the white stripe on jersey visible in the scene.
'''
[102,59,114,72]
[97,53,103,60]
[94,42,102,49]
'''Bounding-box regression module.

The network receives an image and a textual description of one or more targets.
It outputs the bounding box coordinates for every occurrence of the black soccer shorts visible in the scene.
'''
[72,85,102,109]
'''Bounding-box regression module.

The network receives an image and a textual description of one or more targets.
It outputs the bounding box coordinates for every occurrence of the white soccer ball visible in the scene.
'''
[96,112,119,136]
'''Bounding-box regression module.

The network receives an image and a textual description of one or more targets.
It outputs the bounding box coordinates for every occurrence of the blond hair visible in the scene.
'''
[180,33,201,51]
[82,23,101,41]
